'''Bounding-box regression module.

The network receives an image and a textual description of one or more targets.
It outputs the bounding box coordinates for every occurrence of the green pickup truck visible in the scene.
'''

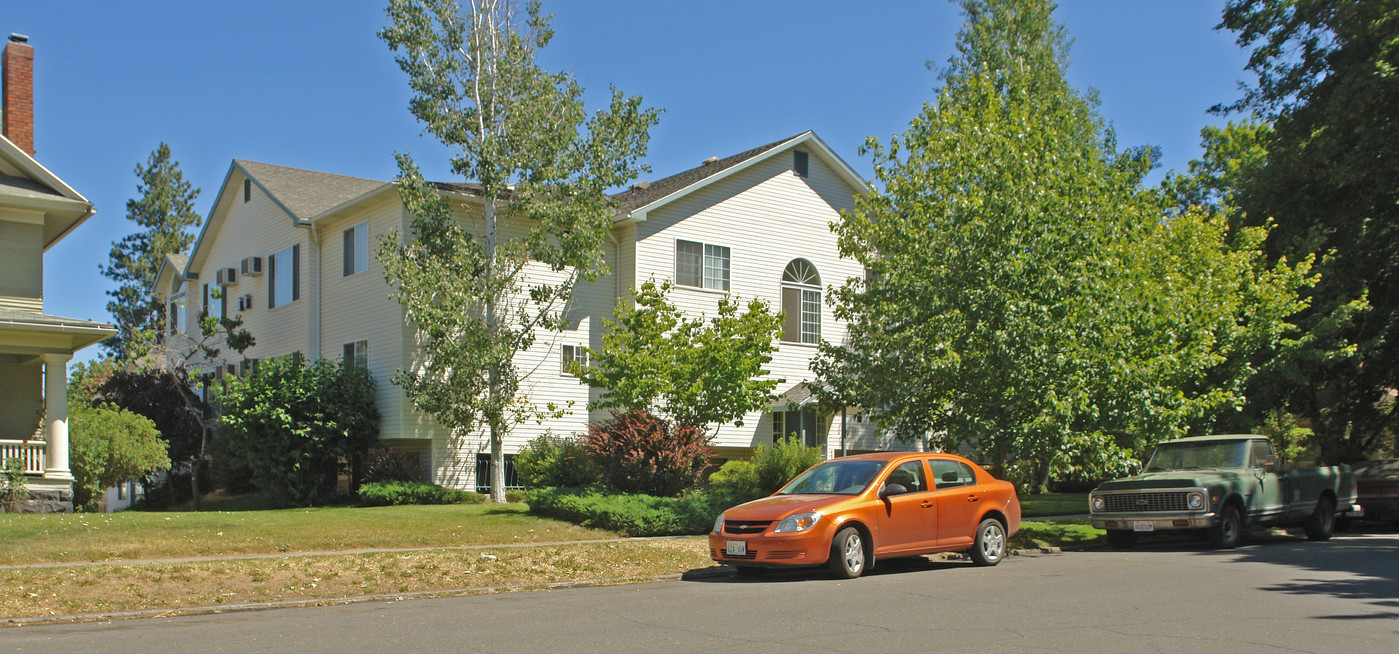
[1089,434,1358,549]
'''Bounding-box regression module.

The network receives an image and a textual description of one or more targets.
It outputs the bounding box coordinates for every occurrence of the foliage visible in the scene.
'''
[751,437,824,495]
[576,280,783,431]
[585,409,711,497]
[99,143,203,360]
[1215,0,1399,461]
[1255,409,1315,468]
[0,458,28,513]
[360,447,428,484]
[217,354,380,506]
[377,0,659,503]
[357,481,484,506]
[815,0,1310,488]
[69,405,172,511]
[515,432,598,488]
[706,460,758,495]
[528,486,759,537]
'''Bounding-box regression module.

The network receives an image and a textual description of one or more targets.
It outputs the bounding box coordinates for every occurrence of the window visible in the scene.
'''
[929,459,976,488]
[243,178,251,203]
[886,460,927,493]
[772,410,827,448]
[476,454,523,493]
[782,259,821,344]
[343,340,368,369]
[204,283,225,322]
[343,221,369,277]
[675,240,729,291]
[268,244,300,308]
[561,344,587,375]
[168,299,186,334]
[794,149,809,178]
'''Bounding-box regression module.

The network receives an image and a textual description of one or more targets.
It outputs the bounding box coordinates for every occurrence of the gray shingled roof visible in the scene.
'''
[235,160,387,222]
[610,132,805,216]
[0,306,114,332]
[165,252,189,272]
[0,171,63,202]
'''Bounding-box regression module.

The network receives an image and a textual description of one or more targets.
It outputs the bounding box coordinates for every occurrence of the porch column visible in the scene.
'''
[40,352,73,481]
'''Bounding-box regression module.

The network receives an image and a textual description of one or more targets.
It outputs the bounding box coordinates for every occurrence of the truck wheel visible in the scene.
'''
[968,518,1007,566]
[1106,530,1137,549]
[1303,496,1335,541]
[1208,505,1242,549]
[828,527,866,579]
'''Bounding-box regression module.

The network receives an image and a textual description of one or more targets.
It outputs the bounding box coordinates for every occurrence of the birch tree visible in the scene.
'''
[379,0,659,502]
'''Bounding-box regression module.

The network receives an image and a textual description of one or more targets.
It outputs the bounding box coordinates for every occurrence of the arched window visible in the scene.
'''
[782,259,821,344]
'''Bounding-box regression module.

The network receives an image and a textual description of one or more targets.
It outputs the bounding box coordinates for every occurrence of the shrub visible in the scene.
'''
[357,481,485,506]
[528,486,762,536]
[218,353,380,506]
[69,405,172,511]
[707,460,759,494]
[751,437,823,495]
[361,447,428,484]
[515,432,598,488]
[1,458,28,513]
[586,409,711,497]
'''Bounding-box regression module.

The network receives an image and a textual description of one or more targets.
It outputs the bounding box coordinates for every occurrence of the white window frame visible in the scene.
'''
[782,259,821,344]
[561,344,587,376]
[343,220,369,277]
[675,239,730,291]
[343,340,368,369]
[269,244,300,309]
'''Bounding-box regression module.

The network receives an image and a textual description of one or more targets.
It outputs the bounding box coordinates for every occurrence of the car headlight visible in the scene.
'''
[713,514,725,534]
[1091,496,1105,512]
[773,511,822,533]
[1187,492,1205,510]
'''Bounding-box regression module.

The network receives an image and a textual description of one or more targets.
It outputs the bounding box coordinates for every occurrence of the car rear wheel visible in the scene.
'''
[828,526,866,579]
[1106,530,1137,549]
[1208,505,1242,549]
[1303,496,1335,541]
[969,518,1007,566]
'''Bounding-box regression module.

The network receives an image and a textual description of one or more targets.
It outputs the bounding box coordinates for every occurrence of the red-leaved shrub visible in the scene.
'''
[586,409,712,497]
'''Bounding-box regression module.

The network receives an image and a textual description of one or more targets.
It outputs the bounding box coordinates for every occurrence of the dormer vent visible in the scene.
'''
[701,156,718,166]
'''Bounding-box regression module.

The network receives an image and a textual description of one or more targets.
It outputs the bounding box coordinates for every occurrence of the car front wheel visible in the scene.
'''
[969,518,1007,566]
[828,526,866,579]
[1208,505,1242,549]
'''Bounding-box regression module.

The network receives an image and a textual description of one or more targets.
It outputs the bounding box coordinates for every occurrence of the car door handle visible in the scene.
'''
[967,495,980,503]
[920,500,934,508]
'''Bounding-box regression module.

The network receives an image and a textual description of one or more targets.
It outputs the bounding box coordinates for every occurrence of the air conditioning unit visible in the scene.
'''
[216,267,238,285]
[237,294,254,311]
[241,256,264,276]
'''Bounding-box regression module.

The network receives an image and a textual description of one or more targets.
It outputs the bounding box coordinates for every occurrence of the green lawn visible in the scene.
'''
[1018,492,1089,517]
[0,502,620,566]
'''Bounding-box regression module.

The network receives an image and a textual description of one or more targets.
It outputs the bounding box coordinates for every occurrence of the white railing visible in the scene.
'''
[0,439,45,475]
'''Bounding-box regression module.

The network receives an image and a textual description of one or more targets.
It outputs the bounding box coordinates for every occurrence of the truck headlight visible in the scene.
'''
[1187,492,1205,510]
[1091,496,1105,512]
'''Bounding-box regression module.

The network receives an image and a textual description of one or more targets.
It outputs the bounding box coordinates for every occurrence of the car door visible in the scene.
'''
[929,458,983,549]
[1249,439,1290,523]
[875,459,937,555]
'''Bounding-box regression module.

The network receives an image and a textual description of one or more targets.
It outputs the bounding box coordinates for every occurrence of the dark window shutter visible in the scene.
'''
[244,179,251,202]
[794,150,809,177]
[343,227,355,277]
[292,244,301,301]
[344,342,355,361]
[203,283,209,313]
[267,253,276,308]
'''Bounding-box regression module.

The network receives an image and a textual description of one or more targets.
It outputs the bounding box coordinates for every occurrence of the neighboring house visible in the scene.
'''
[0,35,116,510]
[155,131,912,492]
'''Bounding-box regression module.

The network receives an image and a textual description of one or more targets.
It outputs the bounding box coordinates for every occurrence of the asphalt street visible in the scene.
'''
[2,529,1396,653]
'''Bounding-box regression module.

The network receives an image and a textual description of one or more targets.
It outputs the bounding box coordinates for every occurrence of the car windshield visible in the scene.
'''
[777,460,887,495]
[1145,440,1249,472]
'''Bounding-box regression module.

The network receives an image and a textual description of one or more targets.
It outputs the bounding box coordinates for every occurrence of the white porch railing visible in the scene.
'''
[0,439,45,475]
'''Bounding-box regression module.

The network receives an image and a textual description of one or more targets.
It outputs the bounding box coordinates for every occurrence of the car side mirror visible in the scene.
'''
[1262,459,1280,473]
[880,483,908,499]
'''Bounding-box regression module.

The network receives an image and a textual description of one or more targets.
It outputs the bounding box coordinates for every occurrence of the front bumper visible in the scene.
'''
[706,531,830,567]
[1091,512,1216,531]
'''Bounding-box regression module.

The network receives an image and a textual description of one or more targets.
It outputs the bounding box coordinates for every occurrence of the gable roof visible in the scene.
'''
[149,252,190,296]
[0,132,94,250]
[610,130,869,222]
[235,159,386,223]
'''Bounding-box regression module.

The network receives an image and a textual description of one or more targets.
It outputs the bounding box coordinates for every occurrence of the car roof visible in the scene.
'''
[1159,434,1265,445]
[827,452,967,463]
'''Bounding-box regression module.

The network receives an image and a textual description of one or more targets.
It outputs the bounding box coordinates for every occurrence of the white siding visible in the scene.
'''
[0,358,42,438]
[0,218,42,312]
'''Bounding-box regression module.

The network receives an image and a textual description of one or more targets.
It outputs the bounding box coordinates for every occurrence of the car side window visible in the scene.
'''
[1250,440,1279,470]
[930,459,976,489]
[885,461,928,494]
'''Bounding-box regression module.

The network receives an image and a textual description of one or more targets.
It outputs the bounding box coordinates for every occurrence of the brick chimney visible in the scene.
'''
[2,33,34,156]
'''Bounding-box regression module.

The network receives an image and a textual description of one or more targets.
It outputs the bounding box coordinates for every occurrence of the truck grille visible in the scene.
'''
[1102,492,1190,513]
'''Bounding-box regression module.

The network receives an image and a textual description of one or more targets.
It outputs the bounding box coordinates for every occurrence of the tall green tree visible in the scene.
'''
[379,0,659,502]
[575,280,783,432]
[1216,0,1399,461]
[100,143,202,360]
[816,0,1309,489]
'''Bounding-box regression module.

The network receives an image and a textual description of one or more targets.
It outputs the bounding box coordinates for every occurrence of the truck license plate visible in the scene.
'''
[1133,521,1155,532]
[725,540,747,556]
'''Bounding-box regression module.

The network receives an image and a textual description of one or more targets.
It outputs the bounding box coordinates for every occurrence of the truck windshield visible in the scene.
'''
[778,460,887,495]
[1145,440,1249,472]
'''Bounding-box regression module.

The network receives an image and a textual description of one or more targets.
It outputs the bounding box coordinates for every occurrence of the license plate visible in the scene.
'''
[725,540,747,556]
[1133,521,1155,532]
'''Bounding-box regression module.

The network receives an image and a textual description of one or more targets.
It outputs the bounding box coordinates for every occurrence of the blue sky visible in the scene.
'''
[5,1,1251,369]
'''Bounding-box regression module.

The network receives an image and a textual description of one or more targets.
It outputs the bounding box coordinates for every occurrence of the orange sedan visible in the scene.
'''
[709,452,1021,578]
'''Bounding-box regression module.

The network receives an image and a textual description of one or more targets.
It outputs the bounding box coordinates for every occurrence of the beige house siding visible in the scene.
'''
[0,358,42,438]
[0,218,42,312]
